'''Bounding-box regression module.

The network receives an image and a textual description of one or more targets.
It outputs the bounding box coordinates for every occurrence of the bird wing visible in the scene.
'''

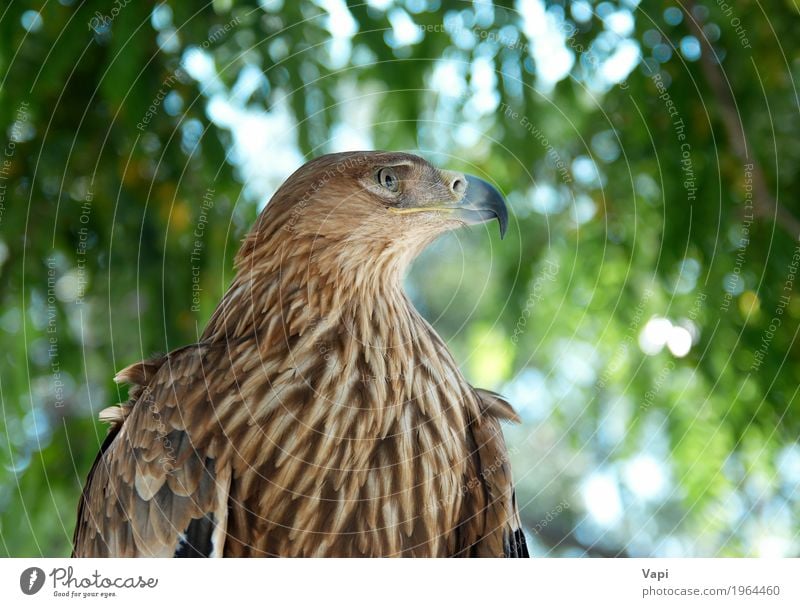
[73,345,231,557]
[460,388,529,557]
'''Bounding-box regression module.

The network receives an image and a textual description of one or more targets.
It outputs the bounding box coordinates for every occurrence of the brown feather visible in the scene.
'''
[73,152,526,557]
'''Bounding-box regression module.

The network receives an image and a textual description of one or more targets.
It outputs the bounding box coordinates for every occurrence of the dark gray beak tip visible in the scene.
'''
[497,204,509,240]
[463,175,509,240]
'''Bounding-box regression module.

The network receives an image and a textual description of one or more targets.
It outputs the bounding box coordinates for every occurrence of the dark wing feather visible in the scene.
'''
[72,421,122,556]
[73,346,231,557]
[174,513,215,557]
[460,388,529,557]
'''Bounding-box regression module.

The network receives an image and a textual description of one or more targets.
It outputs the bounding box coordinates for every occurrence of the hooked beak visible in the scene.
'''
[388,174,509,239]
[454,175,509,239]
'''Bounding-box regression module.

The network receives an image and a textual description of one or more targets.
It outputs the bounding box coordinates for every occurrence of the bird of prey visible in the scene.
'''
[73,151,528,557]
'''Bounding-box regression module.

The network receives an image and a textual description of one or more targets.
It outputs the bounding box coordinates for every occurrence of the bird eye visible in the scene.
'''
[377,168,399,192]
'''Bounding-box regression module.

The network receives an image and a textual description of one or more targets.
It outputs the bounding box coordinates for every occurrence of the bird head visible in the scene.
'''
[237,151,508,283]
[267,150,505,238]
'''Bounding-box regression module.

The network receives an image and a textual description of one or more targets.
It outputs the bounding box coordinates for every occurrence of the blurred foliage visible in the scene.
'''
[0,0,798,557]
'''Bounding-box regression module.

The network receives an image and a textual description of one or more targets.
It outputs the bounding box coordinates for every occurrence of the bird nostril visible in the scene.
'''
[452,177,467,195]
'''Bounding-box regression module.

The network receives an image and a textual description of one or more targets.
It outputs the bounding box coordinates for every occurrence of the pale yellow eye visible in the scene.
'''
[377,167,399,192]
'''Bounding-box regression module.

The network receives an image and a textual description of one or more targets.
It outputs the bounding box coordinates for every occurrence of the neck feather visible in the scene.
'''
[200,230,480,445]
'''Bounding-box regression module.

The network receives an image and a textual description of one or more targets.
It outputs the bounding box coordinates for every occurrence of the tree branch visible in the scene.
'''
[683,0,800,240]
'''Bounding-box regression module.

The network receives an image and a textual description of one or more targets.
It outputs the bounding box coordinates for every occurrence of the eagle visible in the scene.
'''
[73,151,528,557]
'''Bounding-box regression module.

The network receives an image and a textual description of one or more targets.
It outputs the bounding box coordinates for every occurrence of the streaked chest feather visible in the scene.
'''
[215,310,478,556]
